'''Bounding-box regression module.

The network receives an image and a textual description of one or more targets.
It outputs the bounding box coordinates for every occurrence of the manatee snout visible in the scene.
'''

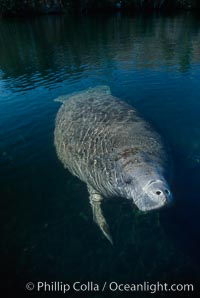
[134,179,173,212]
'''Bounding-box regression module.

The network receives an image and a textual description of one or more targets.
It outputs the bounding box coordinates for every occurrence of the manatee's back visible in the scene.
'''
[54,86,167,192]
[54,86,117,183]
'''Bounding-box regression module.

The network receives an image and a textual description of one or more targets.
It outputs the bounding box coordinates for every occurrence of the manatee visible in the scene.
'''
[54,86,172,244]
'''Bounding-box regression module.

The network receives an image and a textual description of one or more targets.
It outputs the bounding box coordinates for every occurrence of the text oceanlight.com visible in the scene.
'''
[25,281,194,294]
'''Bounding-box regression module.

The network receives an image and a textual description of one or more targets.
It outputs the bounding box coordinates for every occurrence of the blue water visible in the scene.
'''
[0,13,200,296]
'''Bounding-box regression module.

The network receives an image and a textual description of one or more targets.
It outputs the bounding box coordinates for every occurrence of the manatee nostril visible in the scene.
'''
[156,191,162,195]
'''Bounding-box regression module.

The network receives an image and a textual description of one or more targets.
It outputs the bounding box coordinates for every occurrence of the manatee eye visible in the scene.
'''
[165,189,170,195]
[124,177,132,184]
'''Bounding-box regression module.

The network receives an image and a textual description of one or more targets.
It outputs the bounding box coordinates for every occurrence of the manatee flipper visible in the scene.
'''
[88,186,113,245]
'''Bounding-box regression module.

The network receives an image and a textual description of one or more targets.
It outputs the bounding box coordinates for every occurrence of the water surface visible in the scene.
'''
[0,13,200,296]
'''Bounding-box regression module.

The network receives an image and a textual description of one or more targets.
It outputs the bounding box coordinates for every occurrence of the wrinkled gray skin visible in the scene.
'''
[54,86,172,244]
